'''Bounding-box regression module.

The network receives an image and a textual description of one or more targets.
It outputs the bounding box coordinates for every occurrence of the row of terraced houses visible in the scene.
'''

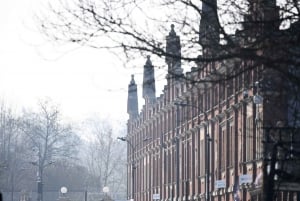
[123,0,300,200]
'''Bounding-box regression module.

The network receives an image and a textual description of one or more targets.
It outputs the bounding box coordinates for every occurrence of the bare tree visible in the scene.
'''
[0,101,18,171]
[37,1,300,200]
[21,99,80,201]
[0,101,25,200]
[37,0,299,79]
[83,117,126,195]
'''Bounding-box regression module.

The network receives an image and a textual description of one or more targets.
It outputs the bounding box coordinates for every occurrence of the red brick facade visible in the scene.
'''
[125,2,300,201]
[126,56,299,201]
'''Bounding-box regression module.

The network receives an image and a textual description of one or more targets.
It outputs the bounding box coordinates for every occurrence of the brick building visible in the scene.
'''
[124,0,300,200]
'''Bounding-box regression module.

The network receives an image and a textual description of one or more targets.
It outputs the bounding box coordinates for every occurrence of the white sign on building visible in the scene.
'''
[215,180,226,189]
[153,194,160,200]
[239,174,253,185]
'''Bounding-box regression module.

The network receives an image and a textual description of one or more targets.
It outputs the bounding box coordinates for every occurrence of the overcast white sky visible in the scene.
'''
[0,0,158,123]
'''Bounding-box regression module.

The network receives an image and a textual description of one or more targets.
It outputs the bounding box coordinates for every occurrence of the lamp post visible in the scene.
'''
[30,147,43,201]
[58,186,68,201]
[117,136,151,201]
[175,103,180,201]
[30,149,54,201]
[174,101,212,201]
[117,137,135,201]
[37,174,42,201]
[205,133,212,201]
[103,186,110,201]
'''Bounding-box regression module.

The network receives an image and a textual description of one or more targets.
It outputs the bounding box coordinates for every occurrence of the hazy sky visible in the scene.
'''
[0,0,153,123]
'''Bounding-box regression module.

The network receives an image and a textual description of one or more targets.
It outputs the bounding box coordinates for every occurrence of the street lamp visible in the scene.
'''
[30,156,54,201]
[174,101,212,201]
[30,148,43,201]
[117,137,135,201]
[205,133,212,201]
[117,137,136,201]
[37,174,42,201]
[117,136,151,201]
[103,186,110,201]
[58,186,70,201]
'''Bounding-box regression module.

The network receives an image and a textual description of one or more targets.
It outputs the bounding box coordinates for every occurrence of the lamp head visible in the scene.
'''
[243,89,248,99]
[117,137,127,141]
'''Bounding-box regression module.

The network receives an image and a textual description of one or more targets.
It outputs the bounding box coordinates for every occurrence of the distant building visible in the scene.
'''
[125,0,300,200]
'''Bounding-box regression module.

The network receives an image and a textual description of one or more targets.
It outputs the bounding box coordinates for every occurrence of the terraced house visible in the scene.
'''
[124,0,300,200]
